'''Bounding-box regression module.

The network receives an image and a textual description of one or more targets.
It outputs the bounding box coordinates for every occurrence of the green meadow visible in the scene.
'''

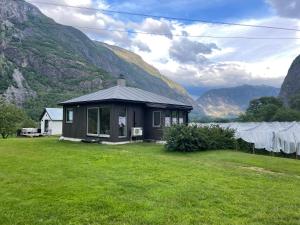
[0,137,299,225]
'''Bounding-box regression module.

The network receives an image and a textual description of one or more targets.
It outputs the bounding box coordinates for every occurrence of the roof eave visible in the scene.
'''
[59,99,192,110]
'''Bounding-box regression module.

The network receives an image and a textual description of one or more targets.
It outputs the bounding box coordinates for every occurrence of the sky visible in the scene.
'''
[27,0,300,97]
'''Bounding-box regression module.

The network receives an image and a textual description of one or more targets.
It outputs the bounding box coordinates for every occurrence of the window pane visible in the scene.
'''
[66,109,73,122]
[88,108,98,135]
[165,111,171,127]
[153,111,161,127]
[165,117,171,127]
[172,111,177,124]
[179,111,184,124]
[118,107,127,137]
[100,108,110,135]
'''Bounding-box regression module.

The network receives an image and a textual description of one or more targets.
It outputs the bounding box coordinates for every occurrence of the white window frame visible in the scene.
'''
[118,107,127,138]
[86,107,111,138]
[179,111,184,124]
[172,111,178,125]
[66,108,74,123]
[153,111,161,127]
[87,107,99,137]
[99,107,111,137]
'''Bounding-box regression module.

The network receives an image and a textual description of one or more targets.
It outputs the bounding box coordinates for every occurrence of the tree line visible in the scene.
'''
[239,94,300,122]
[0,98,36,138]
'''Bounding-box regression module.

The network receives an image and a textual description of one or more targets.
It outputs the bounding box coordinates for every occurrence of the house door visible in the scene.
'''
[44,120,49,132]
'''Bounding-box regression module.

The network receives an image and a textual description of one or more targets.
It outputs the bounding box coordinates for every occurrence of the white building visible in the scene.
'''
[40,108,63,135]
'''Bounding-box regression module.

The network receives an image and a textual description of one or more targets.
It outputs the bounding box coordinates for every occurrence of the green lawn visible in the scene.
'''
[0,138,299,225]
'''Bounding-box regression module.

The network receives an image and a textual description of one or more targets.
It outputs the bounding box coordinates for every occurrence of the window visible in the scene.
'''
[87,107,111,137]
[118,107,127,137]
[100,108,110,136]
[172,111,178,124]
[66,108,73,123]
[153,111,161,127]
[164,111,171,127]
[179,111,184,124]
[87,108,98,135]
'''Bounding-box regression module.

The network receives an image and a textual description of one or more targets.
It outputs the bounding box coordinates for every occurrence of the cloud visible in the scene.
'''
[132,40,151,52]
[29,0,300,90]
[133,18,174,39]
[162,62,284,88]
[267,0,300,18]
[169,37,220,64]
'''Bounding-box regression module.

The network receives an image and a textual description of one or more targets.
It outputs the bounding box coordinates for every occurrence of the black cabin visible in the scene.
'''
[59,76,193,143]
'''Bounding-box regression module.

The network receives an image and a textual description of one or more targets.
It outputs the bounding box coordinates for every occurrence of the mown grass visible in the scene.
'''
[0,137,299,225]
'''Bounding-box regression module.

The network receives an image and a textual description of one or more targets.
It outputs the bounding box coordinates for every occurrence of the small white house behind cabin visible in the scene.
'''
[40,108,63,135]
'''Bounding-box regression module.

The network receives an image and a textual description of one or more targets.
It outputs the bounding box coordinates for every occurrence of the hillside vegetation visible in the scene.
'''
[0,138,299,225]
[0,0,199,120]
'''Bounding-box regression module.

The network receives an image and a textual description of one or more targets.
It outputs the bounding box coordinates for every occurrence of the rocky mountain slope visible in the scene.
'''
[279,55,300,104]
[197,85,280,118]
[0,0,199,119]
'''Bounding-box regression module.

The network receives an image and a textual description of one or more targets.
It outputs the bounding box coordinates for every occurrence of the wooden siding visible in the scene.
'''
[62,101,190,142]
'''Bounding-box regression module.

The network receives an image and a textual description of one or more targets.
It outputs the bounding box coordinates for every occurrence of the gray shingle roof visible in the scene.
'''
[60,86,192,108]
[45,108,63,120]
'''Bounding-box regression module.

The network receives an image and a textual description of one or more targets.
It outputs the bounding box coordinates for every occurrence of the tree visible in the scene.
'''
[247,97,283,115]
[272,108,300,122]
[0,98,25,138]
[240,97,283,122]
[289,93,300,111]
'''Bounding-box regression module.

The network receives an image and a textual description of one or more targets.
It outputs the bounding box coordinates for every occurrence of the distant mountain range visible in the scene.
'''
[0,0,201,119]
[2,0,297,121]
[197,85,280,118]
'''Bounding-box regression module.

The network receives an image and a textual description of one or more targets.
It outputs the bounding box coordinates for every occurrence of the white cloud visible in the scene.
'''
[169,37,220,64]
[28,0,300,89]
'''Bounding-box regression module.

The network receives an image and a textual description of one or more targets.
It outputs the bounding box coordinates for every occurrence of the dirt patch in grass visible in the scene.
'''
[240,166,284,175]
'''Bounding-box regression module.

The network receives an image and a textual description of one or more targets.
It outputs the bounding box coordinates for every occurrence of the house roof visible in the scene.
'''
[44,108,63,121]
[60,86,192,109]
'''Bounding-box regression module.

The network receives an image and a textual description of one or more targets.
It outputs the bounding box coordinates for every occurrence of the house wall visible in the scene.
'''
[62,102,189,142]
[144,108,188,141]
[48,121,62,135]
[40,112,62,135]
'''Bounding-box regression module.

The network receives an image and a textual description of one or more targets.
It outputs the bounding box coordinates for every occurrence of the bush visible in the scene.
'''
[164,125,236,152]
[0,99,25,138]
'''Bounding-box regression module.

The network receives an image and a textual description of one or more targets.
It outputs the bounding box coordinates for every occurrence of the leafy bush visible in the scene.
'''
[0,98,25,138]
[164,125,236,152]
[272,108,300,121]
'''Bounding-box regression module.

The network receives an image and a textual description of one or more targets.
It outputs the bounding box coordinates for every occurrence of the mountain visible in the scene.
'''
[279,55,300,104]
[197,85,280,118]
[0,0,200,119]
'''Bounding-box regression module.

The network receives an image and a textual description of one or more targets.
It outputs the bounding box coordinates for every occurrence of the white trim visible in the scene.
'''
[87,107,99,136]
[87,107,111,138]
[59,136,82,142]
[99,107,111,136]
[66,108,74,123]
[153,111,161,127]
[102,140,143,145]
[102,141,131,145]
[86,134,99,137]
[99,134,110,138]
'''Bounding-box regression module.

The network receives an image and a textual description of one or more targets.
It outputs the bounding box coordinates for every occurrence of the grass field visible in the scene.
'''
[0,137,299,225]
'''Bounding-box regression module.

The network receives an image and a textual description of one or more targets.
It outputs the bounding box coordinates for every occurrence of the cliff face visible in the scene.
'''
[197,85,280,118]
[279,55,300,104]
[0,0,199,119]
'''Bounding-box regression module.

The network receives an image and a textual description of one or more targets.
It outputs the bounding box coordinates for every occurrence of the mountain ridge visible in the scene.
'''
[197,84,280,118]
[0,0,200,119]
[279,54,300,104]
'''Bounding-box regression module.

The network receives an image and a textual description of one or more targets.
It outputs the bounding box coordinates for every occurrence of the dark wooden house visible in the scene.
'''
[59,76,193,143]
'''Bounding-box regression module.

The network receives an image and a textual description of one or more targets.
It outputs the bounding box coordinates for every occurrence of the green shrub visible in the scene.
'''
[164,125,236,152]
